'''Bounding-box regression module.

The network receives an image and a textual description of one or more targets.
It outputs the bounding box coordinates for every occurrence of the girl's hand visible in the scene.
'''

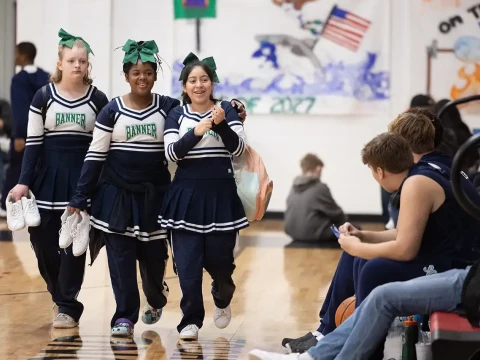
[194,118,213,136]
[9,184,29,202]
[230,99,247,123]
[212,105,225,125]
[67,206,84,215]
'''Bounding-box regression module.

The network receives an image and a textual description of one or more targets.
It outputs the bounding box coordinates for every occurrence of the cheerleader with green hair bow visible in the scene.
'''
[68,39,246,337]
[10,28,109,330]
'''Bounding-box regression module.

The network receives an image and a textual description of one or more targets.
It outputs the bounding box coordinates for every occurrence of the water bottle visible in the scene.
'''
[402,316,419,360]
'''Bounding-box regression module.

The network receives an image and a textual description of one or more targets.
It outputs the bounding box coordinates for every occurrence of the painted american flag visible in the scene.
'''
[321,5,371,52]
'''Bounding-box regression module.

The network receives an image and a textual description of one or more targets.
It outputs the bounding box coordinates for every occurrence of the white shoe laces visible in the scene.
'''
[10,205,20,218]
[215,308,228,317]
[182,324,198,333]
[59,220,68,236]
[25,200,36,213]
[55,313,71,321]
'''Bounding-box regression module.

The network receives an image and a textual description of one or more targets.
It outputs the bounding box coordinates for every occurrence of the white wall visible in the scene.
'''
[14,0,432,216]
[0,0,15,100]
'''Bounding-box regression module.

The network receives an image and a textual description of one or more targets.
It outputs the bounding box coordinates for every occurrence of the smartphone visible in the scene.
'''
[330,224,340,239]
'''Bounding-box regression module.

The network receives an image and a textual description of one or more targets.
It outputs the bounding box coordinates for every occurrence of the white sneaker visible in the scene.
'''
[6,193,25,231]
[71,212,90,257]
[53,313,78,329]
[59,210,78,248]
[21,191,41,227]
[214,305,231,329]
[180,324,199,340]
[249,350,304,360]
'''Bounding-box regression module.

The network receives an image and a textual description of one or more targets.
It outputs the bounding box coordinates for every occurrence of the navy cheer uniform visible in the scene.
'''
[161,101,248,332]
[18,83,108,322]
[69,94,179,329]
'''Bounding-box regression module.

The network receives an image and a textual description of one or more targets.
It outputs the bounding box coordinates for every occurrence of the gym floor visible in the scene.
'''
[0,219,383,360]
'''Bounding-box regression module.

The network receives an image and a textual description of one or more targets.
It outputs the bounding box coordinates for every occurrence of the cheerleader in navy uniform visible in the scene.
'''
[68,40,177,337]
[161,52,249,340]
[9,29,109,328]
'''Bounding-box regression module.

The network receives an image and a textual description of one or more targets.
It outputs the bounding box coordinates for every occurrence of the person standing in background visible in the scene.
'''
[0,42,49,217]
[0,99,13,194]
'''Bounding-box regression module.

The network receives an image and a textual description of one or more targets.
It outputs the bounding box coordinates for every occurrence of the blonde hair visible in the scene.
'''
[388,112,435,154]
[50,39,93,85]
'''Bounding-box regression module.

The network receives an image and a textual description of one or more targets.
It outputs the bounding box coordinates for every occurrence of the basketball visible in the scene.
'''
[335,296,356,327]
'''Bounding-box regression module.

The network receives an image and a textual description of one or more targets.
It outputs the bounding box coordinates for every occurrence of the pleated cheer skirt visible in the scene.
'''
[159,177,249,233]
[89,180,170,242]
[31,149,89,212]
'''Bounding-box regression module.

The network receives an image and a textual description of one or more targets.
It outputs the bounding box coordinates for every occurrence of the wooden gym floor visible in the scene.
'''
[0,219,382,360]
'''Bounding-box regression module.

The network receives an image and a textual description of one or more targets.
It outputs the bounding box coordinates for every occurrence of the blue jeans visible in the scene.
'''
[308,267,469,360]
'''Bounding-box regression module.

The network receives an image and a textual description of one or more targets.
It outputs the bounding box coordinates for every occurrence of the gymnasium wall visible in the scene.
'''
[14,0,478,216]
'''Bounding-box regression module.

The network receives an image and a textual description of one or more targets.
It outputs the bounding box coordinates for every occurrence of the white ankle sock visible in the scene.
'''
[312,331,324,341]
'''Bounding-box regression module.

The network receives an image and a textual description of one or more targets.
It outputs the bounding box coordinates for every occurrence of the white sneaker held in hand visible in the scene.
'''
[71,211,90,257]
[21,190,41,227]
[59,210,78,248]
[6,193,25,231]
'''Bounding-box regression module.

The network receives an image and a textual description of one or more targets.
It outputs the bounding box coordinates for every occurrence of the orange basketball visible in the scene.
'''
[335,296,356,326]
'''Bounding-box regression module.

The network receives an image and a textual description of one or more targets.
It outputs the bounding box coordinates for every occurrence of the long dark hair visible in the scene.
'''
[180,61,220,105]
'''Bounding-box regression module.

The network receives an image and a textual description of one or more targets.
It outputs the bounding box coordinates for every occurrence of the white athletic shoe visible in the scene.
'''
[180,324,199,340]
[71,212,90,257]
[21,191,41,227]
[59,210,78,248]
[249,349,305,360]
[214,305,231,329]
[6,193,25,231]
[53,313,78,329]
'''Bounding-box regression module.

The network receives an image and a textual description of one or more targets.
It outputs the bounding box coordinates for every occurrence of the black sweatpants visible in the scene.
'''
[1,144,23,210]
[104,233,169,328]
[171,230,237,333]
[28,210,86,321]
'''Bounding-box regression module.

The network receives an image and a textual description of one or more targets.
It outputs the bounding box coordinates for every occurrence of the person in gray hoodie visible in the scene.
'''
[284,154,346,246]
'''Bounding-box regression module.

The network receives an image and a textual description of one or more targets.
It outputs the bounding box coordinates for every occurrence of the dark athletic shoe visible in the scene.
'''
[281,332,316,353]
[286,336,318,354]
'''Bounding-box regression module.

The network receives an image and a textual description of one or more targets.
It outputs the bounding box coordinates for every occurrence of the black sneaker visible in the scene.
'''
[286,336,318,354]
[281,332,316,352]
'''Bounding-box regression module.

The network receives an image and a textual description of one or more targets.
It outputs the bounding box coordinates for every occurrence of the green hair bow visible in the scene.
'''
[121,39,160,65]
[58,28,94,55]
[179,52,219,83]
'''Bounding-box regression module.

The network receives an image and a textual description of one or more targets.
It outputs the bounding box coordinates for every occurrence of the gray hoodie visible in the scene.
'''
[284,175,346,242]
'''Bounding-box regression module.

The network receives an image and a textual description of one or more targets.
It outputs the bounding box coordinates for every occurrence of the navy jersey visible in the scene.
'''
[18,83,108,210]
[69,94,179,211]
[164,101,246,178]
[408,159,480,264]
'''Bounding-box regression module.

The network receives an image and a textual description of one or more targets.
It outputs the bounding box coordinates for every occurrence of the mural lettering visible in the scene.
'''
[437,3,480,34]
[270,97,315,114]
